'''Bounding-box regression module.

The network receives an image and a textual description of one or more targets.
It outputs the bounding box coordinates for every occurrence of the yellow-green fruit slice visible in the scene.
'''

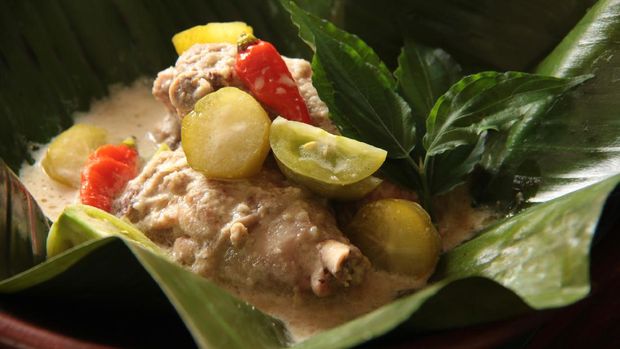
[346,199,441,279]
[47,204,163,258]
[270,117,387,200]
[42,124,108,188]
[182,87,271,179]
[172,22,253,55]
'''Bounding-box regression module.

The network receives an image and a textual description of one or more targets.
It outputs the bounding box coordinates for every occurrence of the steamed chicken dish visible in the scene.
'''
[20,22,494,340]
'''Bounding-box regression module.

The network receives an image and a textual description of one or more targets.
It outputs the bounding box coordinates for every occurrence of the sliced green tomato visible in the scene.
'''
[271,117,386,200]
[346,199,441,279]
[172,22,253,55]
[182,87,271,179]
[47,204,163,258]
[270,117,387,190]
[42,124,108,188]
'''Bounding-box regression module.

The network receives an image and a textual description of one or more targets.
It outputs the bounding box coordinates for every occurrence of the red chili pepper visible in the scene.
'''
[235,34,313,124]
[80,142,138,212]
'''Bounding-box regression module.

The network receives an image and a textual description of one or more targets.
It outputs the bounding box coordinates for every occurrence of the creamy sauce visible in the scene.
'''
[19,80,168,219]
[434,185,497,251]
[18,78,495,343]
[19,151,77,220]
[231,270,424,341]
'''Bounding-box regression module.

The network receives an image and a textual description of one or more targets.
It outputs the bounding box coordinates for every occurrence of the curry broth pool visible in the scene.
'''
[20,80,167,220]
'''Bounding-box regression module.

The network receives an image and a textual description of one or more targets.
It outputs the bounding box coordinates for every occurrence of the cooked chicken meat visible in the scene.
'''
[152,43,337,133]
[114,149,370,297]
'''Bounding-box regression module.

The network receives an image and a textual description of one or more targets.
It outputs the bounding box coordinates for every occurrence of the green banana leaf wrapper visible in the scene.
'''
[1,0,619,348]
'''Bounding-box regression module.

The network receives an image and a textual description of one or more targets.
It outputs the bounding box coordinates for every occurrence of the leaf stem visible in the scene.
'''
[403,154,433,217]
[416,158,434,218]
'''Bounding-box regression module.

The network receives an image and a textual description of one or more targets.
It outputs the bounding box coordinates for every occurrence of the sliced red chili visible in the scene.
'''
[80,143,138,212]
[235,34,313,124]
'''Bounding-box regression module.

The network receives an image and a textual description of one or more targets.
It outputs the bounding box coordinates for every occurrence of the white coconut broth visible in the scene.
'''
[19,79,495,342]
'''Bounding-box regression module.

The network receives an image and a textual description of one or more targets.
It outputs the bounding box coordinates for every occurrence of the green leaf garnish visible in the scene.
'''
[282,1,417,161]
[424,71,591,195]
[284,1,590,210]
[395,40,462,135]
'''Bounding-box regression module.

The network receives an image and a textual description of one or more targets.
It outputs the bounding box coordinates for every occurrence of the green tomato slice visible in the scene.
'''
[47,204,164,258]
[270,117,387,192]
[42,124,108,188]
[182,87,271,179]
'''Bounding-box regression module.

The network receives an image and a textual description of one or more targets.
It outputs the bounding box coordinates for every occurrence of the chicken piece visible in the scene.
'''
[152,113,181,149]
[113,149,370,297]
[152,43,337,133]
[153,43,241,118]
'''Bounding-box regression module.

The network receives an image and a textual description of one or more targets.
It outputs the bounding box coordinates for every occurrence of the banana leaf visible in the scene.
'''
[1,0,620,348]
[477,0,620,207]
[340,0,596,71]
